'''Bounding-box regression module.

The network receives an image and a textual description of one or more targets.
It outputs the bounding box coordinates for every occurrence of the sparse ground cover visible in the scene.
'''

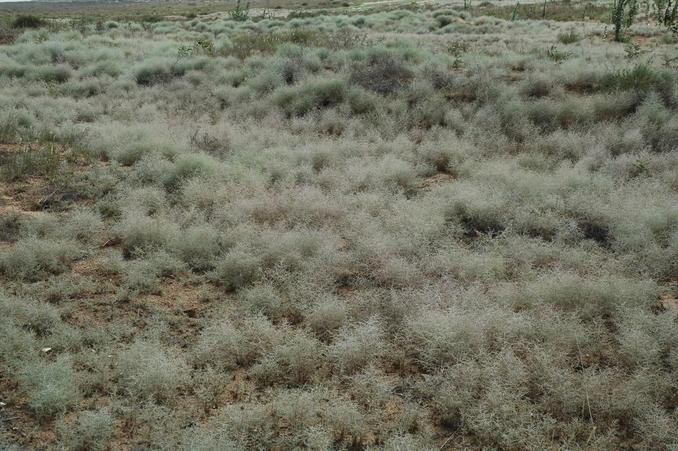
[0,1,678,449]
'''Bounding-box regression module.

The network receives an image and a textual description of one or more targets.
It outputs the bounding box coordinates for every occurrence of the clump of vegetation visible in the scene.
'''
[57,409,114,451]
[274,78,346,116]
[557,28,581,44]
[12,15,46,29]
[0,238,83,281]
[349,53,413,95]
[18,356,80,419]
[116,340,191,401]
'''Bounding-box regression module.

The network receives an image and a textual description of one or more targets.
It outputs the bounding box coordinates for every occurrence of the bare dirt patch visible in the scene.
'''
[418,172,456,191]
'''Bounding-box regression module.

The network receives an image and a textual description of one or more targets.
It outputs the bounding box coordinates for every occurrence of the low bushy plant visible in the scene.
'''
[12,15,46,29]
[116,340,190,401]
[0,238,83,281]
[19,356,80,419]
[57,408,114,451]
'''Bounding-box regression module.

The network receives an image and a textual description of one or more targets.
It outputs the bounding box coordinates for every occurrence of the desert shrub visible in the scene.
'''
[349,53,413,95]
[80,60,123,78]
[404,307,488,369]
[520,74,554,98]
[123,186,168,216]
[349,365,395,407]
[163,153,221,190]
[27,65,72,83]
[329,317,386,374]
[212,248,263,291]
[134,59,180,86]
[346,85,379,114]
[0,144,65,182]
[635,96,678,152]
[0,110,23,143]
[62,209,105,244]
[616,311,667,368]
[0,25,20,45]
[0,321,37,367]
[204,402,275,448]
[12,15,47,29]
[267,389,351,448]
[446,188,507,238]
[307,296,347,340]
[19,356,80,419]
[131,154,175,185]
[43,274,90,303]
[431,247,507,284]
[115,212,180,258]
[194,315,279,370]
[273,78,346,116]
[600,64,674,99]
[248,68,284,93]
[526,97,592,131]
[314,393,368,445]
[0,294,61,336]
[237,284,283,319]
[172,224,221,271]
[175,426,242,451]
[224,28,363,59]
[0,238,83,281]
[116,340,190,401]
[592,92,637,121]
[118,250,185,298]
[522,272,657,319]
[89,124,180,166]
[557,29,581,44]
[250,331,324,386]
[57,408,114,451]
[0,210,24,241]
[274,44,322,84]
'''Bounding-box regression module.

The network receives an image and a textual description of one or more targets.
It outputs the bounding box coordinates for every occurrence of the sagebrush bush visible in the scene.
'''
[329,317,387,373]
[273,78,346,116]
[307,296,347,340]
[12,15,47,29]
[213,248,263,291]
[0,293,61,336]
[134,59,179,86]
[194,315,280,369]
[521,272,657,319]
[601,64,674,100]
[115,211,180,258]
[250,331,324,386]
[557,29,581,44]
[57,408,114,451]
[163,153,221,190]
[349,53,413,95]
[0,238,83,281]
[172,224,221,271]
[0,321,37,368]
[116,340,190,401]
[237,284,283,318]
[118,250,185,298]
[19,356,80,419]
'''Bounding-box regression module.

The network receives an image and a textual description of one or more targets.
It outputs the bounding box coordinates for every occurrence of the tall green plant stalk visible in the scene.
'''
[611,0,638,42]
[511,2,520,20]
